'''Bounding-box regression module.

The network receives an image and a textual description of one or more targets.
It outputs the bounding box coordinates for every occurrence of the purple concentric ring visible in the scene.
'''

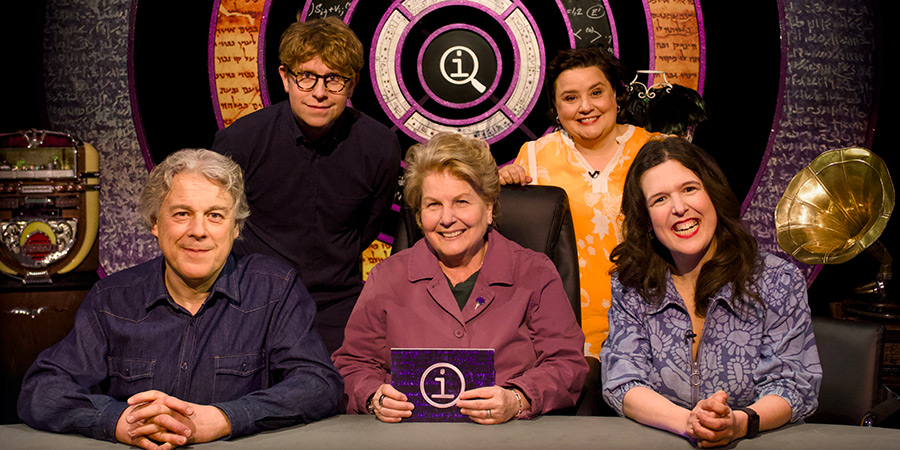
[369,0,545,143]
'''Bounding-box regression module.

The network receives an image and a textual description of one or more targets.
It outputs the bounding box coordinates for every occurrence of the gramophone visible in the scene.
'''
[775,147,895,319]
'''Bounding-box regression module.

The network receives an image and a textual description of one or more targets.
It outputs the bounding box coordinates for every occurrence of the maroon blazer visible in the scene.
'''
[333,229,588,418]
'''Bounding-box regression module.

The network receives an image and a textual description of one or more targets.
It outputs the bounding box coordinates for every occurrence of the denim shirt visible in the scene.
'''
[601,252,821,423]
[18,254,343,442]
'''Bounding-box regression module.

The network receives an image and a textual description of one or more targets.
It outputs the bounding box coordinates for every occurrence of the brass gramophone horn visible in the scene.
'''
[775,147,894,265]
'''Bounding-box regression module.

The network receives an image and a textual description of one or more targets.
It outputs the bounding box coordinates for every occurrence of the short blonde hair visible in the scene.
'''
[139,149,249,233]
[279,16,364,78]
[403,133,500,228]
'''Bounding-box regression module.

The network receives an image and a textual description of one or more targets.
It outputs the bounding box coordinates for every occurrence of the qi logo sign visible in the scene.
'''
[390,348,493,421]
[370,0,545,144]
[422,28,498,104]
[419,362,467,408]
[441,46,486,93]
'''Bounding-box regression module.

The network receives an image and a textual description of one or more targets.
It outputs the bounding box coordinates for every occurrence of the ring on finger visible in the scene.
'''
[486,409,492,418]
[379,394,386,407]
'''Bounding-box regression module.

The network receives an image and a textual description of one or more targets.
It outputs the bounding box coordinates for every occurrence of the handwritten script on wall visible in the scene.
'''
[303,1,352,19]
[560,0,702,89]
[648,0,701,90]
[212,0,266,127]
[741,1,874,279]
[561,0,613,49]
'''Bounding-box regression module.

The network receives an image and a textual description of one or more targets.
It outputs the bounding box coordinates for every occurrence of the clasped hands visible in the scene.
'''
[115,390,230,450]
[685,390,746,448]
[371,384,524,424]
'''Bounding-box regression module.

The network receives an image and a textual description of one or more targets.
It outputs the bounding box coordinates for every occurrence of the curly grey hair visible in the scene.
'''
[139,149,250,233]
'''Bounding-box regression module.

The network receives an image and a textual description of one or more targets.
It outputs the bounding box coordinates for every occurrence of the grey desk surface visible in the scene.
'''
[2,414,899,449]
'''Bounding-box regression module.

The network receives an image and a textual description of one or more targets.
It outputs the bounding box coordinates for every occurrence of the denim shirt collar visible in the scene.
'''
[141,254,242,312]
[647,271,753,320]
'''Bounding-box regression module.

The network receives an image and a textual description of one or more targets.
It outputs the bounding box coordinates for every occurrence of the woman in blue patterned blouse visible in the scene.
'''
[601,137,821,447]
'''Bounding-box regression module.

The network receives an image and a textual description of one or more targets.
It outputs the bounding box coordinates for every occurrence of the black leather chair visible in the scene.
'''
[392,184,605,415]
[806,316,900,426]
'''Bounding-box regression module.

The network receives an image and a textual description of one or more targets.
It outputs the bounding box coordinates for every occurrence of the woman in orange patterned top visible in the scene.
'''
[500,47,661,358]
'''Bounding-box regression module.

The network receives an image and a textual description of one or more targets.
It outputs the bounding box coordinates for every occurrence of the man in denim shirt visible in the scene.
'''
[18,149,342,449]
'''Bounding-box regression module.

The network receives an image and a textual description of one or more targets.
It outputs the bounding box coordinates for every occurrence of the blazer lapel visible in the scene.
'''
[409,240,467,326]
[425,277,466,326]
[463,283,495,322]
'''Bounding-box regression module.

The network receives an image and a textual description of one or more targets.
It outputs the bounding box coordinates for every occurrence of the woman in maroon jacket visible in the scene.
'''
[332,132,588,424]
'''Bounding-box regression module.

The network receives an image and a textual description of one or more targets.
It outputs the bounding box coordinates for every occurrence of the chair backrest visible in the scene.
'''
[392,184,581,325]
[805,316,885,425]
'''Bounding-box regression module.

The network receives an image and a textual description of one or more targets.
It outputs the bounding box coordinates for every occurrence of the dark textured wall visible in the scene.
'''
[742,2,876,274]
[41,0,160,274]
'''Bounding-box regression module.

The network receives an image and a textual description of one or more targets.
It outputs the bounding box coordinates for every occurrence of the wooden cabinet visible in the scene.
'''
[0,272,97,424]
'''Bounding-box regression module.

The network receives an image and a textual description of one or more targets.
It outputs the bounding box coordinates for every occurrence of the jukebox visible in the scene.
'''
[0,129,100,423]
[0,129,99,283]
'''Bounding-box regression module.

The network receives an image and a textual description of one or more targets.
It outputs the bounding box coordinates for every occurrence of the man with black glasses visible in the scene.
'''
[212,17,401,354]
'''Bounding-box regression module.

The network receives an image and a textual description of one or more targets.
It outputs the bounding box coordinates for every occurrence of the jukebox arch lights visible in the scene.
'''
[0,131,100,282]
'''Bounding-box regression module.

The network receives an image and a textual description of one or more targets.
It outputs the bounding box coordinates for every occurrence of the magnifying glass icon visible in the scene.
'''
[440,46,486,93]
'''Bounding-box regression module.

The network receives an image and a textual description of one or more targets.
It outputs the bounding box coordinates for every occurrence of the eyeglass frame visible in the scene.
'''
[283,66,353,94]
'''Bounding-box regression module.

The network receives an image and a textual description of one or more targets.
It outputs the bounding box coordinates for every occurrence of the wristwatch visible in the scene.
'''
[736,407,759,439]
[366,393,376,414]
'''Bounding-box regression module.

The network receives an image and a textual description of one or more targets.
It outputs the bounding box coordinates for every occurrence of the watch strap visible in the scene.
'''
[736,407,759,439]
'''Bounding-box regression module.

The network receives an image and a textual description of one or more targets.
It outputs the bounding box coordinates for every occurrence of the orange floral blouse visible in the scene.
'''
[513,125,658,357]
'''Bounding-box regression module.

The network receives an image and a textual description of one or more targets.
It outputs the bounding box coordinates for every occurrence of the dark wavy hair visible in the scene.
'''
[545,46,628,124]
[609,137,761,315]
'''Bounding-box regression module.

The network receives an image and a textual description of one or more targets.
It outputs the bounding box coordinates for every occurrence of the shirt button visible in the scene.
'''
[454,329,464,338]
[181,362,188,371]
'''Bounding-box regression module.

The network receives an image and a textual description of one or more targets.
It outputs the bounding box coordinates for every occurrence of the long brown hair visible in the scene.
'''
[610,137,761,315]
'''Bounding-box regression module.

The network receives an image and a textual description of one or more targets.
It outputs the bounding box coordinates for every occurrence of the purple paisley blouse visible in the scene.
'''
[600,252,821,423]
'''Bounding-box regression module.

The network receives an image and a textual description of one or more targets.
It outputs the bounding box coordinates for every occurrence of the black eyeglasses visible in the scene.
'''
[285,67,351,93]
